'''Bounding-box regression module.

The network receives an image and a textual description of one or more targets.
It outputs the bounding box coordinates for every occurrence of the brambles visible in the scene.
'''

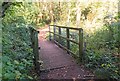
[2,23,34,80]
[2,2,36,80]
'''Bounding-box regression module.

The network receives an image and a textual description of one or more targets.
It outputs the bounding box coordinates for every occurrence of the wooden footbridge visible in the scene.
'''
[29,25,94,79]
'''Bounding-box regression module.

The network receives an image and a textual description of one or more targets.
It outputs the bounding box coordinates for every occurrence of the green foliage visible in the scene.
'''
[2,23,34,80]
[84,50,120,79]
[83,16,120,79]
[52,15,120,80]
[2,2,40,27]
[2,2,39,80]
[2,1,119,80]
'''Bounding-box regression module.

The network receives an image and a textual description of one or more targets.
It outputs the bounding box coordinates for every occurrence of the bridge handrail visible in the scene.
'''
[49,25,83,62]
[29,26,40,73]
[50,25,82,30]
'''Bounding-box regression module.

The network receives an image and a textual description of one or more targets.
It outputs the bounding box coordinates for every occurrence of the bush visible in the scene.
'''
[2,23,34,80]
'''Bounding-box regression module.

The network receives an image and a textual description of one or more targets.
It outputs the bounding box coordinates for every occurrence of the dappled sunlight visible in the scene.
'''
[2,0,120,80]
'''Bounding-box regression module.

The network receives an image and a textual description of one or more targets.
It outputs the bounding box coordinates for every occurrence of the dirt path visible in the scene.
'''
[38,26,94,79]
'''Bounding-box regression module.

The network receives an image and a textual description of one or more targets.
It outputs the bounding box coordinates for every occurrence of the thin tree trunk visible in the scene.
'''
[50,2,54,24]
[66,2,71,26]
[76,0,81,28]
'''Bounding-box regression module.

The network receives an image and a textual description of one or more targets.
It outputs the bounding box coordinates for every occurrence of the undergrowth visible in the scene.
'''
[2,23,36,80]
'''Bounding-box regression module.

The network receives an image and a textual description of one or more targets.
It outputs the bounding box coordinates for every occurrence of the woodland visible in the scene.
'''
[1,0,120,80]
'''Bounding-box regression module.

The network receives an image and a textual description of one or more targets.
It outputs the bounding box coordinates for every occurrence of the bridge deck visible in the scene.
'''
[38,27,93,79]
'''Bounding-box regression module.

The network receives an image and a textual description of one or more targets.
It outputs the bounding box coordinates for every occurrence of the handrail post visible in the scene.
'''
[53,25,56,41]
[66,28,70,54]
[79,28,83,63]
[58,27,61,43]
[34,31,40,72]
[29,27,40,73]
[49,25,51,41]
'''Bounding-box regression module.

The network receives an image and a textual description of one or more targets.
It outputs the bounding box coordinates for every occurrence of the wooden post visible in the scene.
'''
[66,28,70,54]
[32,31,36,67]
[49,25,51,41]
[29,27,40,73]
[53,25,56,41]
[58,27,61,43]
[79,28,83,62]
[34,31,40,72]
[29,27,34,48]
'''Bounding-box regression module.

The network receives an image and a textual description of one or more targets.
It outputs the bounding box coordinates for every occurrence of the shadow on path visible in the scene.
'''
[38,27,94,79]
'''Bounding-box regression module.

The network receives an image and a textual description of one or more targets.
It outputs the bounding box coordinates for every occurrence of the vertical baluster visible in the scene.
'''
[79,28,83,62]
[49,25,51,41]
[58,27,61,44]
[29,27,40,73]
[66,28,70,54]
[35,30,40,72]
[53,25,56,41]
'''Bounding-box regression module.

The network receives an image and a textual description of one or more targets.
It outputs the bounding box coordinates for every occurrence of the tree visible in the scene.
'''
[76,0,81,28]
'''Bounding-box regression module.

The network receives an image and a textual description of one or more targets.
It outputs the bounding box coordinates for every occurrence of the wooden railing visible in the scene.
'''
[29,27,40,73]
[49,25,83,62]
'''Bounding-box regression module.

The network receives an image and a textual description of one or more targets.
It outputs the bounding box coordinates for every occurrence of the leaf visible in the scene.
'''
[2,56,10,63]
[14,60,19,65]
[27,76,33,79]
[4,72,15,79]
[15,71,21,79]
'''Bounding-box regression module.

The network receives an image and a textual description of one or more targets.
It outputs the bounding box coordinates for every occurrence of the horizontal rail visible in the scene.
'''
[49,25,83,62]
[50,31,79,45]
[29,27,39,33]
[50,25,82,30]
[53,40,78,58]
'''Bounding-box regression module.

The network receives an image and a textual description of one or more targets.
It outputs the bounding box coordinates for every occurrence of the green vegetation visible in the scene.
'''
[2,23,34,80]
[2,1,120,80]
[2,2,39,80]
[44,1,120,80]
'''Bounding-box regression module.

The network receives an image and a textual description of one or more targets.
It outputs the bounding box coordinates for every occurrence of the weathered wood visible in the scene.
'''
[50,25,82,30]
[58,27,61,43]
[29,27,40,73]
[79,29,83,62]
[50,32,79,45]
[49,25,83,62]
[53,25,56,41]
[34,31,40,72]
[49,25,51,41]
[66,28,70,54]
[53,40,78,58]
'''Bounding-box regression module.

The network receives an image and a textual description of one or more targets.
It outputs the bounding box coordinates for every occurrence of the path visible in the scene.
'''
[38,26,94,79]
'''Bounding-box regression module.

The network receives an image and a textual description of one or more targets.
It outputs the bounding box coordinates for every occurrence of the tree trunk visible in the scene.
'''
[50,2,54,24]
[76,1,81,28]
[66,2,71,26]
